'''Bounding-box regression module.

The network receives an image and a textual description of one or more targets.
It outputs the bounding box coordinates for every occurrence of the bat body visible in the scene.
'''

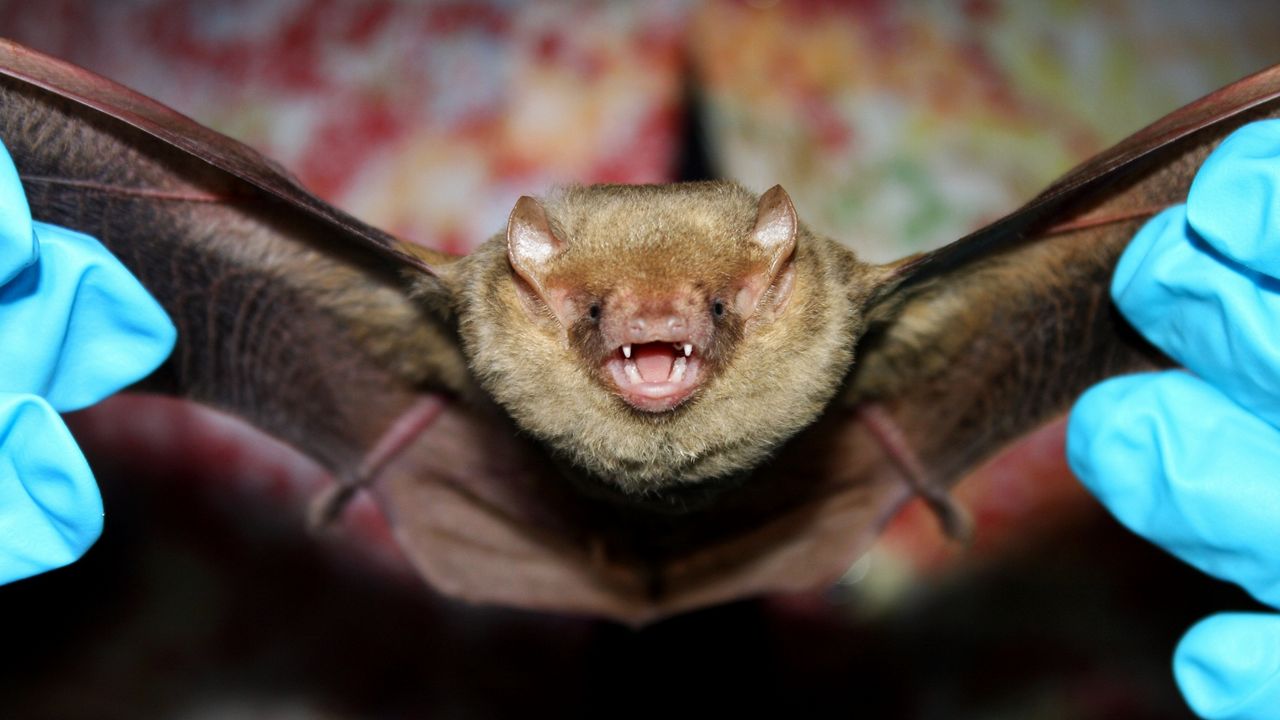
[2,39,1278,623]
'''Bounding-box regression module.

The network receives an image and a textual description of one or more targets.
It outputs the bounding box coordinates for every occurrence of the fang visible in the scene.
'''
[624,360,643,384]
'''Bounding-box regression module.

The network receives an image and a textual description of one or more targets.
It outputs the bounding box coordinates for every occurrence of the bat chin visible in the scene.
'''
[604,341,703,413]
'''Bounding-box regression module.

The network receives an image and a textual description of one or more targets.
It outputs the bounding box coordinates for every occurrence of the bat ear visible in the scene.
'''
[507,195,563,279]
[752,185,798,258]
[738,185,799,318]
[507,196,571,323]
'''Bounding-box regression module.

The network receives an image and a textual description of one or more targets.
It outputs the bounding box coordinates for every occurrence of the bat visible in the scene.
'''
[1,38,1277,624]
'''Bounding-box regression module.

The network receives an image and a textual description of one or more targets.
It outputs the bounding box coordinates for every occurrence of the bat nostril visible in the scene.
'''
[666,317,685,333]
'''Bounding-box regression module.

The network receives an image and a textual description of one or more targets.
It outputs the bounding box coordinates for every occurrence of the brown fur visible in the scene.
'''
[448,181,892,496]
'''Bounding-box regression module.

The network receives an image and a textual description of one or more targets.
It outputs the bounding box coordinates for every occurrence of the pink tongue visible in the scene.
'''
[633,344,675,383]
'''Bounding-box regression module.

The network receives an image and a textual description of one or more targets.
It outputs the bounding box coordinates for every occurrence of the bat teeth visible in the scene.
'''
[622,344,632,359]
[624,359,643,384]
[682,343,692,357]
[670,355,688,383]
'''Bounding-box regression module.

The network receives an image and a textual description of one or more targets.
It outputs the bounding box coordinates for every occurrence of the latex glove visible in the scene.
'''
[0,139,175,584]
[1068,120,1280,720]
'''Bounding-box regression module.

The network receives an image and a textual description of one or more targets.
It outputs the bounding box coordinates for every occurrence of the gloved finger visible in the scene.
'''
[1186,120,1280,277]
[1112,205,1280,427]
[0,139,36,286]
[0,392,102,585]
[1067,371,1280,608]
[0,220,175,412]
[1174,612,1280,720]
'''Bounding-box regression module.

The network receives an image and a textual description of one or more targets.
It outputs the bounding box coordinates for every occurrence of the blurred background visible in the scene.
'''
[1,1,1277,717]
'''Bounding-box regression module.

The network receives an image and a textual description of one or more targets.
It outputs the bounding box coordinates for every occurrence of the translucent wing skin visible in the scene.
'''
[0,39,469,504]
[5,38,1279,624]
[844,64,1280,494]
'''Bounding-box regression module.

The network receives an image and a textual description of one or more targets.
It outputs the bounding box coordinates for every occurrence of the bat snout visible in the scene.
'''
[625,314,688,342]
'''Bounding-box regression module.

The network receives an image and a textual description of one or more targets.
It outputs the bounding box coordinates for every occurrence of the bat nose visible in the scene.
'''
[626,314,688,342]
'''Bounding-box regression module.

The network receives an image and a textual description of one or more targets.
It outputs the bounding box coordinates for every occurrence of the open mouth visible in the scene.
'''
[605,341,704,412]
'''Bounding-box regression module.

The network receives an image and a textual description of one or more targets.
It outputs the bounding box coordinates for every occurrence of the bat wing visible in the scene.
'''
[0,40,477,517]
[845,62,1280,507]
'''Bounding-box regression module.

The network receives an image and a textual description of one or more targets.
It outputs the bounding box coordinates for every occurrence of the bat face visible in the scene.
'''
[506,181,798,415]
[506,188,735,414]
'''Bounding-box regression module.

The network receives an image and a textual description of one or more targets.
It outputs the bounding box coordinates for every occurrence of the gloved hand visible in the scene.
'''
[0,139,175,584]
[1068,120,1280,720]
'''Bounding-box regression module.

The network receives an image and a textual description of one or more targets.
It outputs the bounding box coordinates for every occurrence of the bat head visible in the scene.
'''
[459,181,882,497]
[505,184,797,414]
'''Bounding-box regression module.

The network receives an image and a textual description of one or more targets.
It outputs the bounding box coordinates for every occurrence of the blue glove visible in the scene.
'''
[1068,120,1280,720]
[0,139,175,584]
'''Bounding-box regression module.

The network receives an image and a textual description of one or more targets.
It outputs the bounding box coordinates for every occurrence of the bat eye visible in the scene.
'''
[712,300,725,318]
[588,303,601,320]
